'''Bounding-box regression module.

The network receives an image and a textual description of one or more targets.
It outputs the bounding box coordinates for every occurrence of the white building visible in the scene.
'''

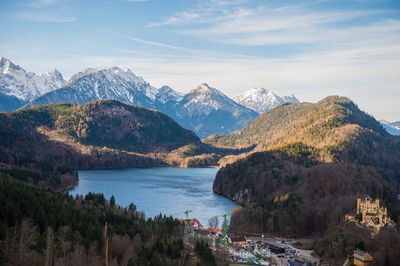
[234,248,255,259]
[259,247,271,258]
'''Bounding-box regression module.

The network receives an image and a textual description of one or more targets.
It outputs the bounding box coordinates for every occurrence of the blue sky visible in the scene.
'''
[0,0,399,120]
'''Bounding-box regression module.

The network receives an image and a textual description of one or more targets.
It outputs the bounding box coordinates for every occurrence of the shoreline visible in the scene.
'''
[63,164,222,192]
[67,166,236,225]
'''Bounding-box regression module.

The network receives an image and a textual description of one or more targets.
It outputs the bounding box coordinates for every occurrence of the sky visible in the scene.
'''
[0,0,399,121]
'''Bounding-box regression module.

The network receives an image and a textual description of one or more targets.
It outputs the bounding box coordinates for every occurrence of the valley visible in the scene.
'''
[2,1,400,265]
[69,167,237,226]
[0,100,248,191]
[1,58,400,266]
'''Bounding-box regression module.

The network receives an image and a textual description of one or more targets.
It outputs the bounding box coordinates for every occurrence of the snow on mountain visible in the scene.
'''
[28,78,257,137]
[390,121,400,130]
[0,57,65,109]
[233,87,299,113]
[170,83,258,138]
[68,68,98,83]
[0,57,300,137]
[155,85,183,104]
[175,83,244,118]
[28,67,159,108]
[380,120,400,136]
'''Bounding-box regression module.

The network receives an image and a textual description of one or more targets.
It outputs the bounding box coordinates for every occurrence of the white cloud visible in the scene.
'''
[147,0,252,27]
[175,5,393,45]
[4,0,399,120]
[143,1,400,120]
[148,11,202,27]
[114,34,198,52]
[82,27,205,53]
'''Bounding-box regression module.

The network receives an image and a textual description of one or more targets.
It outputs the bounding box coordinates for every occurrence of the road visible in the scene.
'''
[247,236,320,265]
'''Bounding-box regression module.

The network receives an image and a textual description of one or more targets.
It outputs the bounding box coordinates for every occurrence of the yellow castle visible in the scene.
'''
[346,197,392,234]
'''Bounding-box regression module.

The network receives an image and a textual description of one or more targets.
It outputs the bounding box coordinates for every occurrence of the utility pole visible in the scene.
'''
[183,210,192,221]
[104,222,109,266]
[220,214,229,247]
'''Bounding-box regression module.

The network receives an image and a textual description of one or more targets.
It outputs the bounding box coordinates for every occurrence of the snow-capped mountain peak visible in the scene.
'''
[233,87,299,113]
[156,85,183,103]
[1,57,23,74]
[46,69,62,78]
[170,83,258,137]
[102,67,148,88]
[1,57,11,73]
[28,66,160,108]
[0,57,66,102]
[184,83,234,109]
[68,68,99,83]
[42,69,65,88]
[190,83,224,97]
[0,57,294,137]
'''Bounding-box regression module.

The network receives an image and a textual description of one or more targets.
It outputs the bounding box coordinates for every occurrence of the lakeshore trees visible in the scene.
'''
[0,176,191,265]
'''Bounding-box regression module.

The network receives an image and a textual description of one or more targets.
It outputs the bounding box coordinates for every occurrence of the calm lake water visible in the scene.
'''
[69,167,237,226]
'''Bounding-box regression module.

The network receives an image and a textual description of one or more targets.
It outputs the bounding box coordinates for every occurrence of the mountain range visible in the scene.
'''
[0,57,65,110]
[165,83,258,138]
[2,56,400,264]
[233,87,299,113]
[1,57,298,137]
[381,120,400,136]
[27,66,160,109]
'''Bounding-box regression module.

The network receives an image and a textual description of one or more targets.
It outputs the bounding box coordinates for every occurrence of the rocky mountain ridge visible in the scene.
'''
[1,57,300,137]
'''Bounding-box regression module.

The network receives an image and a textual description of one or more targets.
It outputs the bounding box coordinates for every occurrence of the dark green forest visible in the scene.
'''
[0,174,213,266]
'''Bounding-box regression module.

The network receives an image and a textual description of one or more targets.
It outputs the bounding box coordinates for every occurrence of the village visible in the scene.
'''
[180,215,318,266]
[181,197,395,266]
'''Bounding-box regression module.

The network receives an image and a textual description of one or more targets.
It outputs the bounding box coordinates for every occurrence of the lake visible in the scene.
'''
[69,167,237,226]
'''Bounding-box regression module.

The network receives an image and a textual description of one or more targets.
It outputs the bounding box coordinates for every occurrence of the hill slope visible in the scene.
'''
[212,96,400,239]
[208,96,395,164]
[0,100,201,190]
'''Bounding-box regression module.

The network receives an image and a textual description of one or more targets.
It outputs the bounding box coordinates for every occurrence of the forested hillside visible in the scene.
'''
[0,100,204,190]
[6,100,200,153]
[208,96,390,154]
[211,96,400,178]
[0,174,211,265]
[212,96,400,263]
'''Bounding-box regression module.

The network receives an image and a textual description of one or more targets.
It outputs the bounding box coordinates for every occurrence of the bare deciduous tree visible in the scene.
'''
[45,227,55,266]
[208,216,219,228]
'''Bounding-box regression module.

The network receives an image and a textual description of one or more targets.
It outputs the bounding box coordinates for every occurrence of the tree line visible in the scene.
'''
[0,175,214,265]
